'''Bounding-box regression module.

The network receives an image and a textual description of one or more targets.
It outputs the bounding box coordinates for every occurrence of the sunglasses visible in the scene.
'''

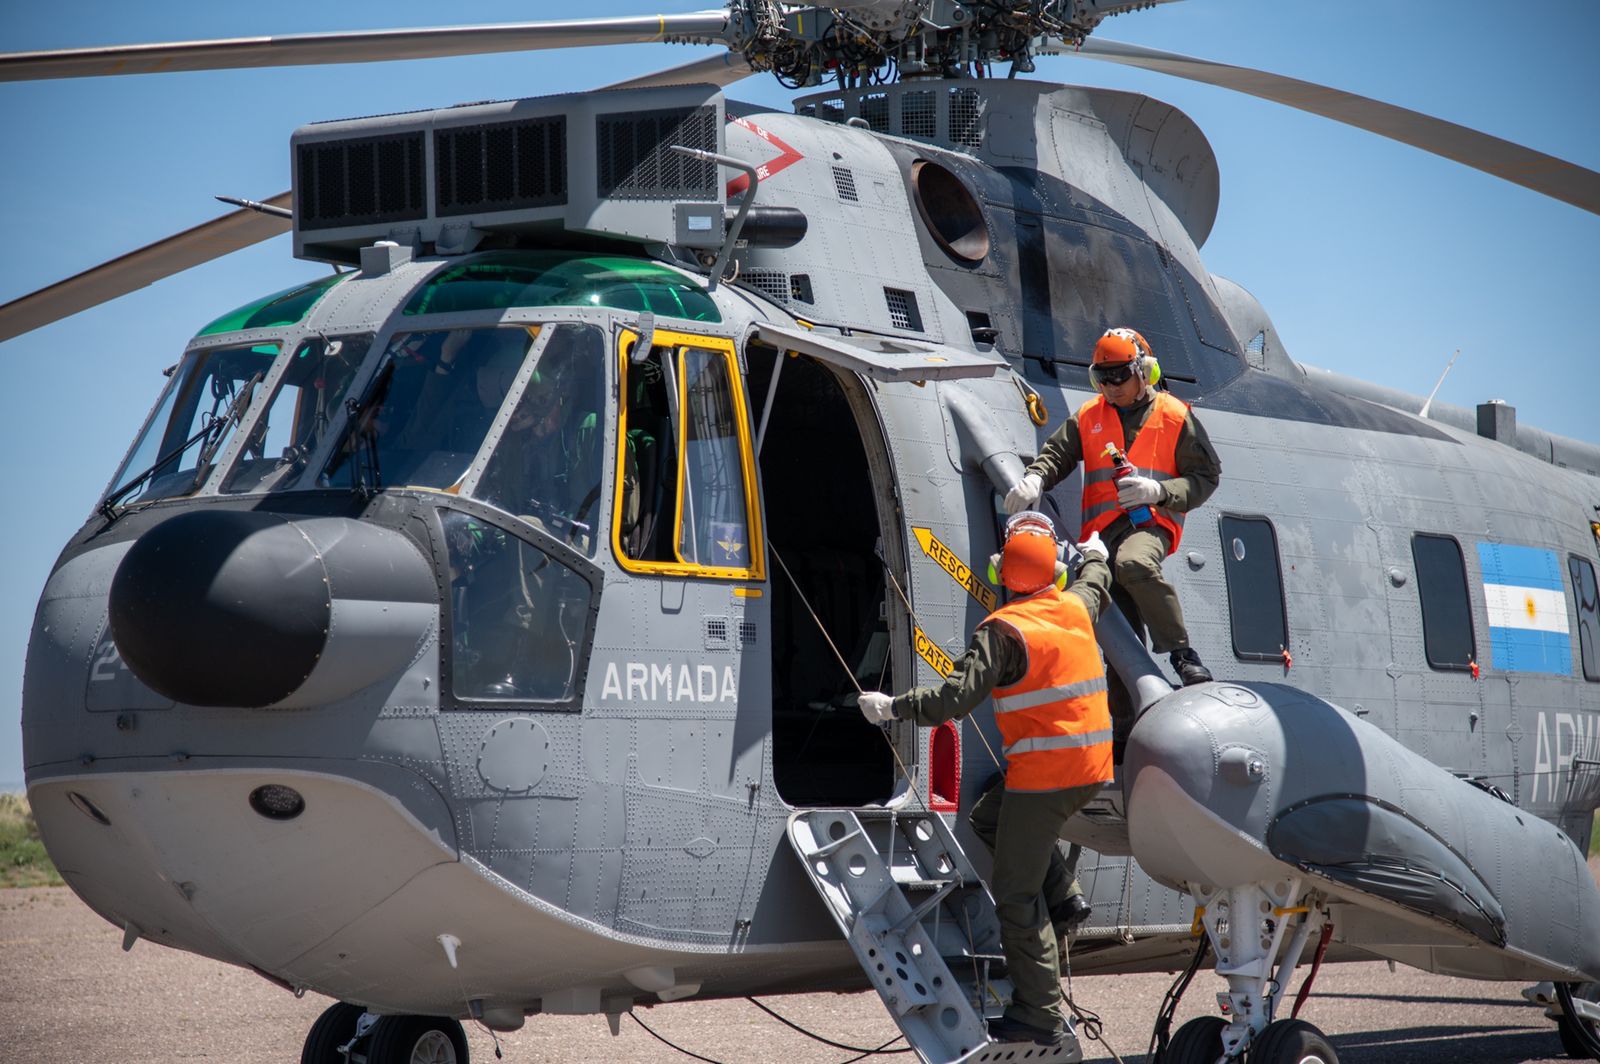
[1090,361,1137,387]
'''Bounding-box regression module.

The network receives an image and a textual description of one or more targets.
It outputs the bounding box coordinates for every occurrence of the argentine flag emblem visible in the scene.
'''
[1476,543,1572,675]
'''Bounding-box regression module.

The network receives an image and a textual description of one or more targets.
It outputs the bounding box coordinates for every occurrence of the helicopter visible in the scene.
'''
[4,2,1600,1063]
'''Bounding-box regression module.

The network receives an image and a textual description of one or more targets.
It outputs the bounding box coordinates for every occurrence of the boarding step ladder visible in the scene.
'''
[787,808,1083,1064]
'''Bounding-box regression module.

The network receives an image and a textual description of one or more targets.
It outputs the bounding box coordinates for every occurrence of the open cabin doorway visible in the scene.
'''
[748,345,898,807]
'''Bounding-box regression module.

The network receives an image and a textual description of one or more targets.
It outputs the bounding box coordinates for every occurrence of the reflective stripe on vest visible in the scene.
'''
[983,588,1114,792]
[1077,392,1190,556]
[1004,728,1115,757]
[993,676,1109,714]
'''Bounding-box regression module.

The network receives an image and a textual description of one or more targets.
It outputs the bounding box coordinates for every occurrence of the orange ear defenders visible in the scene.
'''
[986,511,1066,594]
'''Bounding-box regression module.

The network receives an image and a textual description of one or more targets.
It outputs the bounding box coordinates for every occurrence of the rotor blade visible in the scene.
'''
[0,11,732,82]
[1067,38,1600,216]
[0,192,294,344]
[0,49,756,342]
[605,48,753,91]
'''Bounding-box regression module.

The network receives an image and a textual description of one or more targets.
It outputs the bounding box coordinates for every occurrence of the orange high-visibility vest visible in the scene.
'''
[982,588,1113,792]
[1077,392,1190,555]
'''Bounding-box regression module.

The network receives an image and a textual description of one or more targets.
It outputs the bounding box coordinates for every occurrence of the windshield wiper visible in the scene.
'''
[100,372,263,521]
[189,372,262,493]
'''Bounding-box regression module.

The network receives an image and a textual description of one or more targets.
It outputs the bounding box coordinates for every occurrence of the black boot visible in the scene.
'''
[1170,647,1212,686]
[987,1014,1066,1046]
[1050,893,1092,939]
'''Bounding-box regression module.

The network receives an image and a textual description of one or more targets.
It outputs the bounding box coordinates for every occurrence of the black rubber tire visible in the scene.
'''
[300,1002,365,1064]
[1250,1017,1340,1063]
[1556,981,1600,1061]
[365,1015,470,1064]
[1164,1015,1227,1064]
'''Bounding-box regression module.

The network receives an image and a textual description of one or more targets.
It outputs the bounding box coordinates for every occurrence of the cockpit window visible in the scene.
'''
[221,334,371,494]
[441,509,592,706]
[104,342,278,509]
[613,328,764,579]
[323,325,538,493]
[470,324,607,555]
[403,250,720,322]
[197,273,345,337]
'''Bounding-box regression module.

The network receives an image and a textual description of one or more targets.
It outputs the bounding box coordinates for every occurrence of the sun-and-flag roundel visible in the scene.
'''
[1477,542,1572,675]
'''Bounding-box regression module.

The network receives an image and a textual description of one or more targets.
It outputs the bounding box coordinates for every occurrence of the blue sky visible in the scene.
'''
[1,1,1596,787]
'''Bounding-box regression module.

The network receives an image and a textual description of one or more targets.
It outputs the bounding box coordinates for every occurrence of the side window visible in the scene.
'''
[1412,534,1477,670]
[1219,516,1288,660]
[1572,555,1600,682]
[614,330,764,579]
[440,510,593,707]
[677,346,754,570]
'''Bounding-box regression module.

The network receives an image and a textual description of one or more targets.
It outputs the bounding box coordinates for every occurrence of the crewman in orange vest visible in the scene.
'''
[1004,327,1221,687]
[858,512,1114,1047]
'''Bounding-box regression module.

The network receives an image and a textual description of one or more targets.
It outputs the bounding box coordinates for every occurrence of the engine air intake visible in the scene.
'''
[435,114,568,215]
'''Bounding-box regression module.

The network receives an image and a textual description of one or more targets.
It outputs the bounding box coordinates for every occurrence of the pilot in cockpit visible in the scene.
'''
[473,325,605,551]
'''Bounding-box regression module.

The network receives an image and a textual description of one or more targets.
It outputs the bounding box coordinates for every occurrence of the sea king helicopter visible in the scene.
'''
[5,2,1600,1062]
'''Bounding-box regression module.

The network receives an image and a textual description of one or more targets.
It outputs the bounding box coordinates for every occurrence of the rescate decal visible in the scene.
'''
[914,627,956,679]
[913,527,997,612]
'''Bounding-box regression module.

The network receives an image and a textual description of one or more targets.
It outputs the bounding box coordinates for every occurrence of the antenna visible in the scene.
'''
[1418,348,1461,419]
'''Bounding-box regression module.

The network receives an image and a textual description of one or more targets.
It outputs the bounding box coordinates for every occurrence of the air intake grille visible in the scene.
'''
[884,287,923,331]
[435,115,567,216]
[860,94,889,132]
[596,106,718,200]
[742,269,792,304]
[832,166,859,202]
[296,132,427,230]
[948,88,982,149]
[818,98,846,124]
[901,92,936,139]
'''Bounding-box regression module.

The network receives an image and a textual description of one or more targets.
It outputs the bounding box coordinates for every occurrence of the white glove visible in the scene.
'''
[1004,473,1043,515]
[858,692,896,724]
[1077,531,1108,564]
[1116,475,1164,508]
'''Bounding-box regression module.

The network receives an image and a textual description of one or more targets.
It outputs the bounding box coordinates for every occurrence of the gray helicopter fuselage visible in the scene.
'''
[21,79,1600,1021]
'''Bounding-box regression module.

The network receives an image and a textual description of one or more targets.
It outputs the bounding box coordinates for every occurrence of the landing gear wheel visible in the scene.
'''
[1164,1015,1227,1064]
[1249,1018,1339,1063]
[301,1001,365,1064]
[1556,982,1600,1060]
[366,1015,470,1064]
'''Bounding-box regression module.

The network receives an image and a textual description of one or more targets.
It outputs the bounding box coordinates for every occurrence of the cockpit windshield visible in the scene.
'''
[221,334,370,494]
[103,342,278,510]
[324,326,538,493]
[471,324,606,554]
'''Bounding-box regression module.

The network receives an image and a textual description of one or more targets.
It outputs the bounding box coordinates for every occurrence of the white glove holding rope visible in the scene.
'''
[1076,531,1108,564]
[857,692,895,724]
[1116,474,1164,508]
[1004,472,1043,515]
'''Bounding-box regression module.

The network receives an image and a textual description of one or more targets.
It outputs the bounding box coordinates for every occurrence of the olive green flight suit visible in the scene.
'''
[1025,390,1221,655]
[889,557,1113,1034]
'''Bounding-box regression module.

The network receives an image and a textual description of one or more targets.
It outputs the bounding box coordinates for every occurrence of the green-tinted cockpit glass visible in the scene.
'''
[197,273,346,336]
[402,251,720,323]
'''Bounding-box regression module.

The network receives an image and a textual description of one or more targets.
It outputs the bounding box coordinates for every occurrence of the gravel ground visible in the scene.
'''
[2,879,1593,1064]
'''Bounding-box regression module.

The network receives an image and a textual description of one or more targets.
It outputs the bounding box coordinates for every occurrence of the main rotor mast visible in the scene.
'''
[730,0,1178,85]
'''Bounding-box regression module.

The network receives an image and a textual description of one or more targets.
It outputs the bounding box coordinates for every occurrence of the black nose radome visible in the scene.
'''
[110,510,333,707]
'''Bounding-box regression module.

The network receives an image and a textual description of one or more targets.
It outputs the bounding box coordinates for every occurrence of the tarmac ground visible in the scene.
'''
[2,884,1591,1063]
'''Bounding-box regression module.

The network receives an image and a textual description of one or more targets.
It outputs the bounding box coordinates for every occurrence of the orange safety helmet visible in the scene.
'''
[996,511,1061,594]
[1089,327,1161,392]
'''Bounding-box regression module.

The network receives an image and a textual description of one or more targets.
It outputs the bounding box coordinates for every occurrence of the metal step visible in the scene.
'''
[787,808,1084,1064]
